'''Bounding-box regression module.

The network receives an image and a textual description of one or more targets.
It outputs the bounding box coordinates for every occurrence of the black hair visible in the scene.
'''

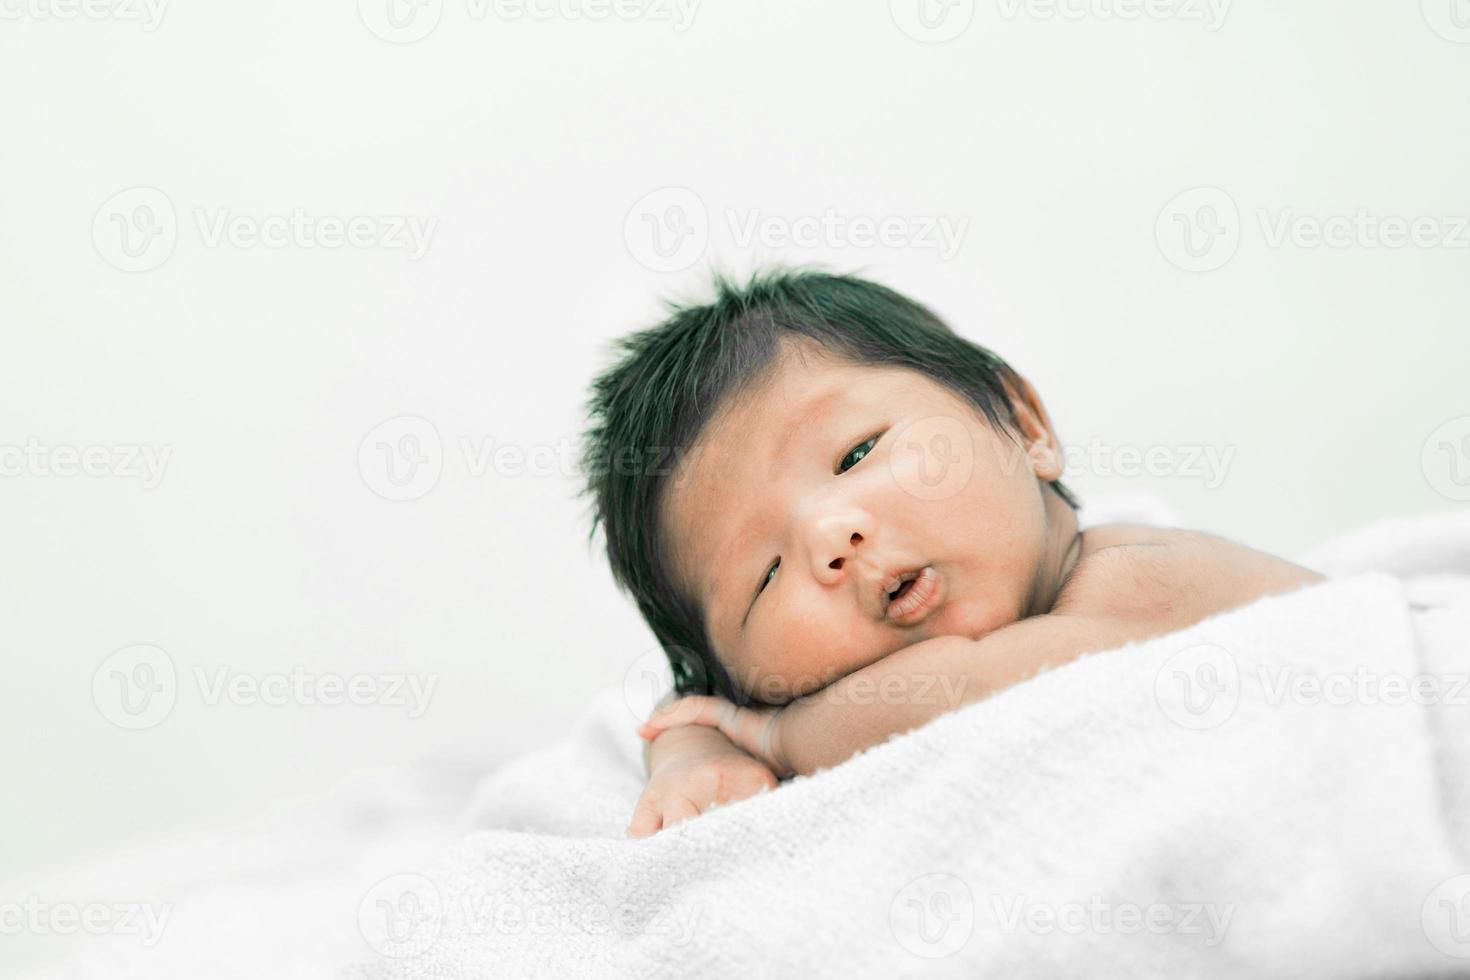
[578,267,1077,703]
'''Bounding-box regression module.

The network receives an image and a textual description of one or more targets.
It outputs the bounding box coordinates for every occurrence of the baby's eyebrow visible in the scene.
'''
[770,387,844,467]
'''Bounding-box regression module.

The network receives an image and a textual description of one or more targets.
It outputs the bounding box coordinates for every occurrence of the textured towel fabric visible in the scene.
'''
[349,518,1470,979]
[12,508,1470,979]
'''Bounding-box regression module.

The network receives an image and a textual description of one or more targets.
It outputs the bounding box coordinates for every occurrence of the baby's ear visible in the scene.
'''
[1001,372,1063,482]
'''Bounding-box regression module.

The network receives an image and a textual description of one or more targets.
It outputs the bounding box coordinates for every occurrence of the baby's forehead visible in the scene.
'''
[713,348,902,430]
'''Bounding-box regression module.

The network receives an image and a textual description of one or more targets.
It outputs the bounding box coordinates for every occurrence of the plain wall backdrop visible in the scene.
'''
[2,0,1468,878]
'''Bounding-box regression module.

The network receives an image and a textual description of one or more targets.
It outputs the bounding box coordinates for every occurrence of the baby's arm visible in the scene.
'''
[781,613,1145,773]
[642,613,1133,777]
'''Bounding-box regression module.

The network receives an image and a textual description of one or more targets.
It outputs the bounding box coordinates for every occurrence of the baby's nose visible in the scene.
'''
[806,513,871,585]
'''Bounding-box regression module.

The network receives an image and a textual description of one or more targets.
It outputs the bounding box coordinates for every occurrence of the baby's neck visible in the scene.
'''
[1026,489,1085,617]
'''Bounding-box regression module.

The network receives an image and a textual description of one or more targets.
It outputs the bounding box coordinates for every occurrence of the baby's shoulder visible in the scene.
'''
[1054,524,1322,628]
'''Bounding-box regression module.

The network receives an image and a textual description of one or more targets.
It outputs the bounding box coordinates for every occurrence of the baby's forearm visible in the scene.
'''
[776,634,993,776]
[776,616,1130,776]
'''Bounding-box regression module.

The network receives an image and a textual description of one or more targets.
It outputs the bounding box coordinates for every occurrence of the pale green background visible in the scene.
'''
[1,0,1466,883]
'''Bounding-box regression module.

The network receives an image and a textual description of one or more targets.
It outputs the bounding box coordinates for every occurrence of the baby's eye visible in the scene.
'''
[838,434,881,474]
[757,558,779,595]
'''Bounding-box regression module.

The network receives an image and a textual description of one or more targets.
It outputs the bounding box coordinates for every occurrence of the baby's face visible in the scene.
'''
[662,340,1068,703]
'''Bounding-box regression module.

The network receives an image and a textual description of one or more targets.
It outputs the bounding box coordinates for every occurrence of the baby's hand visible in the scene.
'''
[638,695,792,778]
[627,726,778,838]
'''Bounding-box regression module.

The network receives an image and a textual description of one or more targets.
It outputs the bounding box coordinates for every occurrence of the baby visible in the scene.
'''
[578,268,1322,837]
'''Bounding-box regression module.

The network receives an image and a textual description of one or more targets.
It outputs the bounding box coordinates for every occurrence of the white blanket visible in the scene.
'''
[348,514,1470,980]
[13,508,1470,979]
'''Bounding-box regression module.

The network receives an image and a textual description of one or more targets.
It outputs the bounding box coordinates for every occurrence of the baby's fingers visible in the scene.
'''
[660,797,701,829]
[637,695,734,739]
[627,795,664,838]
[627,795,703,838]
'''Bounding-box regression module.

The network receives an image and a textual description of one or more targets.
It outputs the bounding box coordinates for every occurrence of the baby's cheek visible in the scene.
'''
[965,494,1049,615]
[749,611,874,702]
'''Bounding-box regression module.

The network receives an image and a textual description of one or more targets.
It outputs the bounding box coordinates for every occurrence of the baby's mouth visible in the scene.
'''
[883,565,942,624]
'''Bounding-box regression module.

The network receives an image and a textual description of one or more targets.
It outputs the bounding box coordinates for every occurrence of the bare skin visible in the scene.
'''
[626,339,1322,836]
[638,525,1323,783]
